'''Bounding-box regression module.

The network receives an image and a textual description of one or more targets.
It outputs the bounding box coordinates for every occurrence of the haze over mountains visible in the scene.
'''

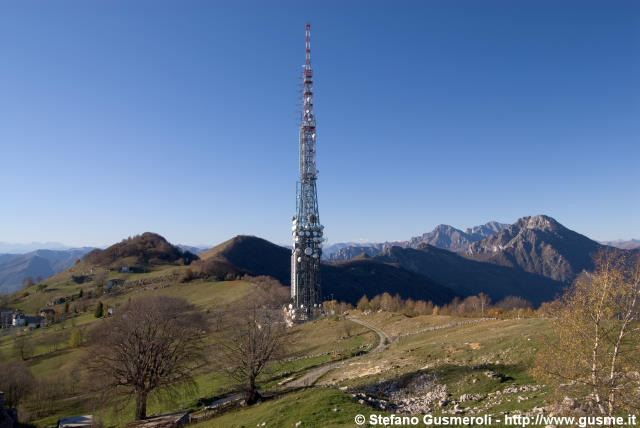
[0,238,208,294]
[0,241,73,253]
[600,239,640,250]
[0,248,94,294]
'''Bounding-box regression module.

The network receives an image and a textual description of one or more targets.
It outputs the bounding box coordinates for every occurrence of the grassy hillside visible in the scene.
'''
[1,232,556,428]
[1,262,379,426]
[194,388,380,428]
[197,314,551,428]
[2,263,554,428]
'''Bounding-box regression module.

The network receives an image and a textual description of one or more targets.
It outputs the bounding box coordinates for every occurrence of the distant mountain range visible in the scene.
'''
[0,248,94,294]
[600,239,640,250]
[326,221,509,261]
[3,216,637,306]
[190,214,630,305]
[0,241,209,294]
[321,215,637,305]
[195,235,457,305]
[0,241,72,254]
[177,245,208,255]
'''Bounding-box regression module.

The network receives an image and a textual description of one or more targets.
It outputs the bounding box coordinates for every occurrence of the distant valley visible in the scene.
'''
[0,248,94,294]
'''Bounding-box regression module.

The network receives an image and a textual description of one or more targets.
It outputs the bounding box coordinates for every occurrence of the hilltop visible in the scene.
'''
[197,235,290,283]
[197,235,457,305]
[83,232,198,269]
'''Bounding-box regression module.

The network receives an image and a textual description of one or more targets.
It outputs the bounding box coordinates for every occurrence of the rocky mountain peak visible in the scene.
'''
[466,215,602,282]
[516,215,562,232]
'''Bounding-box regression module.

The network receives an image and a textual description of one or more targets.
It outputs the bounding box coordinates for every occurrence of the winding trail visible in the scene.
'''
[205,316,387,410]
[285,316,390,387]
[205,316,499,413]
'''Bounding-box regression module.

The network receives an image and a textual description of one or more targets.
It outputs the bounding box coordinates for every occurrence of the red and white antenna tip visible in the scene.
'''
[305,24,311,67]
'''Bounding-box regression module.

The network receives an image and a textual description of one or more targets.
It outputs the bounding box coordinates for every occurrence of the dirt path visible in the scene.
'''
[285,316,389,388]
[349,317,390,354]
[206,316,389,408]
[206,316,498,410]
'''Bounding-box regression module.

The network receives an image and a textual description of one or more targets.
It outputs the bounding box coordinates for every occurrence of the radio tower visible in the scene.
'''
[290,23,323,321]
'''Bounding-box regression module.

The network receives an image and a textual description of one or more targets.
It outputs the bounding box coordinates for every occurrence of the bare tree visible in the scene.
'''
[22,277,35,289]
[340,317,353,339]
[216,278,289,404]
[13,333,34,360]
[93,270,107,289]
[86,295,207,421]
[478,292,491,317]
[495,295,531,312]
[0,360,35,408]
[534,250,640,416]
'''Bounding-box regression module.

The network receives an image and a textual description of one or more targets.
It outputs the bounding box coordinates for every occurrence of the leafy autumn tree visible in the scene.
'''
[369,294,381,311]
[86,295,207,420]
[356,295,370,311]
[534,250,640,416]
[379,292,395,312]
[414,299,434,315]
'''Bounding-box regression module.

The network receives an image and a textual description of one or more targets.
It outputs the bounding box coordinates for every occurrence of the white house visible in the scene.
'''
[12,312,25,327]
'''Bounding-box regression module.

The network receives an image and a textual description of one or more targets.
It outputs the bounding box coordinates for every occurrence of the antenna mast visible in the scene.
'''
[290,23,323,321]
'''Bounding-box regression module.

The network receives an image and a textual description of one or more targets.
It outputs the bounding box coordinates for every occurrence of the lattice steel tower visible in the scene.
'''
[291,23,323,321]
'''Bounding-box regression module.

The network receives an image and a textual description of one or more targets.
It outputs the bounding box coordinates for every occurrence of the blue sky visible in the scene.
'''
[0,0,638,247]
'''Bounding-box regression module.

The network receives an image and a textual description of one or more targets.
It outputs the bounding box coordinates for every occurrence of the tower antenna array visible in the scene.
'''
[290,23,323,321]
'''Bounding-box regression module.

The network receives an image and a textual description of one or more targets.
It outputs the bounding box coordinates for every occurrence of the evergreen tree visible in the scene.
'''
[94,301,104,318]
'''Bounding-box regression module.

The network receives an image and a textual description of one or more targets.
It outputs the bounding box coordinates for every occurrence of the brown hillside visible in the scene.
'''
[196,235,457,305]
[83,232,197,268]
